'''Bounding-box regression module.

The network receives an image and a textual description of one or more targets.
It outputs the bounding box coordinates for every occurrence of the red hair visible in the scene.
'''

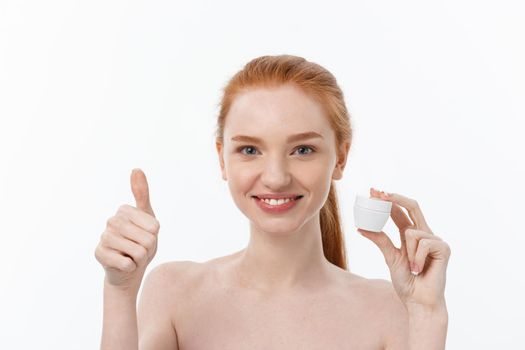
[215,54,353,270]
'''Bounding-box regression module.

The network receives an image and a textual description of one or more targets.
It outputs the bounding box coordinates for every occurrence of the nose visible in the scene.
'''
[260,156,292,190]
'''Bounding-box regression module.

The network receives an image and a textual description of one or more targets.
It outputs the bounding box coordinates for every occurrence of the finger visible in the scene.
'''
[382,191,432,233]
[413,238,451,275]
[390,202,413,233]
[370,188,411,248]
[116,205,160,234]
[131,168,155,217]
[110,215,157,255]
[95,245,137,272]
[376,190,413,231]
[405,228,440,273]
[102,231,149,267]
[358,228,400,268]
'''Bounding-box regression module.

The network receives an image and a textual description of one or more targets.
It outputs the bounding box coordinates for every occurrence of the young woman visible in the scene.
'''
[95,54,451,349]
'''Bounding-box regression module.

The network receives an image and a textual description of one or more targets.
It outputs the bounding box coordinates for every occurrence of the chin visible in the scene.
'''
[250,217,305,236]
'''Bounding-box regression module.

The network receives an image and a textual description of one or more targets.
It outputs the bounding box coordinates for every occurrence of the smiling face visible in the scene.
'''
[216,83,349,235]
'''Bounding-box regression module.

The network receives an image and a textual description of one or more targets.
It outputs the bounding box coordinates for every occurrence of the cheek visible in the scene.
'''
[299,157,332,177]
[307,169,332,196]
[301,162,335,200]
[226,164,255,193]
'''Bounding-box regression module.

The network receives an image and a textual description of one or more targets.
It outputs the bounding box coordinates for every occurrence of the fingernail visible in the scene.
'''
[410,262,419,275]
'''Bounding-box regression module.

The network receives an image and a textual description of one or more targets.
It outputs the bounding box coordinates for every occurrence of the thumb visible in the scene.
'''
[130,168,155,217]
[358,229,398,268]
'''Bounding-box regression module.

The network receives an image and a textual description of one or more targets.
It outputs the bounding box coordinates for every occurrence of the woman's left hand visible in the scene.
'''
[358,188,451,312]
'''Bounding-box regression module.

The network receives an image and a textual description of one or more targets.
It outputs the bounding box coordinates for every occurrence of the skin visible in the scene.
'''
[215,83,351,294]
[134,83,450,349]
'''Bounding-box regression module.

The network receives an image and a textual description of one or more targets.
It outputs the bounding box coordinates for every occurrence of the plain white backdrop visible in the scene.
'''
[1,0,523,348]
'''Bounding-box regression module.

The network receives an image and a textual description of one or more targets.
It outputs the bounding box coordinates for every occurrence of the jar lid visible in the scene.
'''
[354,195,392,213]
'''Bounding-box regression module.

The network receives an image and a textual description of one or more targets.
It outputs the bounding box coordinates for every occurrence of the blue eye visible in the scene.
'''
[239,146,258,155]
[295,146,315,155]
[237,145,316,156]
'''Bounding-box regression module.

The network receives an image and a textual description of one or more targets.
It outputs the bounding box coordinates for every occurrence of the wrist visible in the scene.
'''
[406,300,448,325]
[406,300,448,350]
[406,298,447,315]
[103,279,139,300]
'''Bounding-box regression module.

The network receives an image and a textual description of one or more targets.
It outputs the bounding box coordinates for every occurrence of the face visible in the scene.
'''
[216,84,349,235]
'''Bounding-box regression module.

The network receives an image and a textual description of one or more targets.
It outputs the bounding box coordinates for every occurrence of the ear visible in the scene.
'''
[332,141,350,180]
[215,138,227,181]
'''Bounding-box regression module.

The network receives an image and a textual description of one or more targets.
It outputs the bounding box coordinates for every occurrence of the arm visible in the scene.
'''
[100,280,139,349]
[407,302,448,350]
[360,190,451,350]
[384,299,448,350]
[137,263,179,350]
[95,169,173,349]
[100,263,179,350]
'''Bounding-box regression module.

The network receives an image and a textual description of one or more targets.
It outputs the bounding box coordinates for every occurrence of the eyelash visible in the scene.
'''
[237,145,317,156]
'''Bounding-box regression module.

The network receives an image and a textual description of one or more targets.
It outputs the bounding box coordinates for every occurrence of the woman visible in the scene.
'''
[95,54,451,349]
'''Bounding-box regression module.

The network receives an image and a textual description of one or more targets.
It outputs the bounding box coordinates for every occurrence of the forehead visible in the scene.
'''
[224,84,331,137]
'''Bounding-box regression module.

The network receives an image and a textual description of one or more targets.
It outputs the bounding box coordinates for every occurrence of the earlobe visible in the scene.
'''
[331,160,344,180]
[332,167,343,180]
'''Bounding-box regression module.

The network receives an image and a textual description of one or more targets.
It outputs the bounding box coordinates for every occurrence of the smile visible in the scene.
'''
[252,195,303,213]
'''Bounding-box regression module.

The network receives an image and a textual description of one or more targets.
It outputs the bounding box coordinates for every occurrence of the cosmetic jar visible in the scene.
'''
[353,195,392,232]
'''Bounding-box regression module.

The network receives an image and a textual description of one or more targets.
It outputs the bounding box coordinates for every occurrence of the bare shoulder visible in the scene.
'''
[342,272,408,349]
[138,260,209,347]
[152,260,203,279]
[348,273,404,307]
[147,260,208,293]
[140,260,207,321]
[137,261,201,350]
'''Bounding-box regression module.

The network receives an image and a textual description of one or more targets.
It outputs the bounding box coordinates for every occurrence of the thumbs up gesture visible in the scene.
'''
[94,169,161,294]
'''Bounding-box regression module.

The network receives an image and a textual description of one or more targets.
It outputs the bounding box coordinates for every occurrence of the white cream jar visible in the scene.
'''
[353,195,392,232]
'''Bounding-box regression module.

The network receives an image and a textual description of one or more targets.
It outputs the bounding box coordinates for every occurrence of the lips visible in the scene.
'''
[253,195,302,213]
[252,195,303,200]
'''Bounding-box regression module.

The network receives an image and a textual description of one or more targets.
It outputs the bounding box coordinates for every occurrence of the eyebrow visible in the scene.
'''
[231,131,324,143]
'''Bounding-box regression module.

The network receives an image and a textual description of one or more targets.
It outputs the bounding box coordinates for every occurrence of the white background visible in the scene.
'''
[1,0,523,348]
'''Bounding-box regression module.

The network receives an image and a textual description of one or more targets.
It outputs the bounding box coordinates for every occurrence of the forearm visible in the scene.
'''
[407,302,448,350]
[100,281,139,350]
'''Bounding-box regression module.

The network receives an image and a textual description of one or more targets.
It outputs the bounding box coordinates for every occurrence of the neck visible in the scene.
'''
[231,213,335,294]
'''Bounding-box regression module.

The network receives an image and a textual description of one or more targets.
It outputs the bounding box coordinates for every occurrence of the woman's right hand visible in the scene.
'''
[94,168,160,294]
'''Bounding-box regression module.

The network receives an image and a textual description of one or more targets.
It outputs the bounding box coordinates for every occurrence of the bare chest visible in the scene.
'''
[173,285,386,350]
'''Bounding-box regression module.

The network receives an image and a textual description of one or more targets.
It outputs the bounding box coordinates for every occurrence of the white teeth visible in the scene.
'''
[260,197,293,205]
